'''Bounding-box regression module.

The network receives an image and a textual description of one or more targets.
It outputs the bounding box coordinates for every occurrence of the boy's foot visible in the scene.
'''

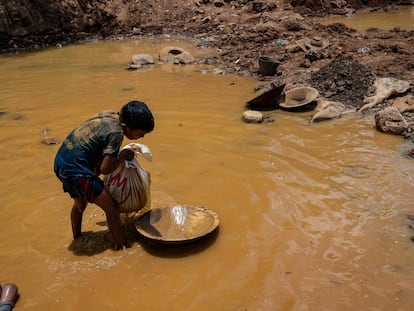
[0,283,19,308]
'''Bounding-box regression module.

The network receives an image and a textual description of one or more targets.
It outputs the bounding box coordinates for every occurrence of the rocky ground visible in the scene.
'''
[0,1,412,79]
[1,1,412,85]
[0,0,413,143]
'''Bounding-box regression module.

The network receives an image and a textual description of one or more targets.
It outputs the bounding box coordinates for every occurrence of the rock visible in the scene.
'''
[242,110,263,123]
[41,128,59,145]
[296,36,329,52]
[407,149,414,158]
[374,107,409,135]
[41,137,59,145]
[126,64,143,70]
[159,46,195,64]
[251,1,266,13]
[392,95,414,113]
[311,99,345,123]
[360,77,411,112]
[213,0,225,7]
[126,54,155,70]
[131,54,154,65]
[304,49,330,63]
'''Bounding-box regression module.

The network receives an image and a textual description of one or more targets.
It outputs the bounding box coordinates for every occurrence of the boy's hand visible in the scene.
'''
[101,149,135,174]
[120,148,135,161]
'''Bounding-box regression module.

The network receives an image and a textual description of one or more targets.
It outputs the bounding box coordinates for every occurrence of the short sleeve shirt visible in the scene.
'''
[54,110,123,179]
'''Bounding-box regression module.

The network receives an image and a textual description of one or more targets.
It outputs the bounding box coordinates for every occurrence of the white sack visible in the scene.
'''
[104,143,152,213]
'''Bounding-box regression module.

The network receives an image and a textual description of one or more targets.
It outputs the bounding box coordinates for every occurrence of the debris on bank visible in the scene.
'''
[159,46,194,64]
[311,100,345,124]
[242,110,263,123]
[359,77,411,112]
[126,54,154,70]
[126,46,195,70]
[310,55,376,109]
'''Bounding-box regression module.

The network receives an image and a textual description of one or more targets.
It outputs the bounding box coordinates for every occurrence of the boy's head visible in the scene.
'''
[119,101,154,139]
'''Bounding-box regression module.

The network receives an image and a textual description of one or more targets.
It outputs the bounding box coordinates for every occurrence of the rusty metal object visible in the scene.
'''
[246,83,285,110]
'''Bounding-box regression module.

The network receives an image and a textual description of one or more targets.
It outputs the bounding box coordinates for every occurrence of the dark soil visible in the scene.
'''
[310,55,376,108]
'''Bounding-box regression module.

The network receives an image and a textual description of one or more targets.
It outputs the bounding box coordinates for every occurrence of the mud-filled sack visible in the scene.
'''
[104,143,152,213]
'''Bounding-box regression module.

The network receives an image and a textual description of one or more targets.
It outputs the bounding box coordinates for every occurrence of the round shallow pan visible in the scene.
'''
[135,206,219,245]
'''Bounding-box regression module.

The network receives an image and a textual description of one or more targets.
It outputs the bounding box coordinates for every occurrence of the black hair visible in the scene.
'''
[119,100,154,132]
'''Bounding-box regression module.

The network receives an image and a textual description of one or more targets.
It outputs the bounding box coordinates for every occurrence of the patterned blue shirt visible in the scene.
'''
[54,110,123,179]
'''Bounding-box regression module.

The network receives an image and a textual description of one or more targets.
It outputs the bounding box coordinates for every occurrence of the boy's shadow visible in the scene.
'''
[68,229,115,256]
[137,228,219,258]
[68,220,219,257]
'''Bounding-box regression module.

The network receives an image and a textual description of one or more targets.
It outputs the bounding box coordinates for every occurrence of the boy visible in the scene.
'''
[54,100,154,250]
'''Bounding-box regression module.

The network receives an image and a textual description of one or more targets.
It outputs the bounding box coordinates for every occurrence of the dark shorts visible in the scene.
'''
[58,175,104,203]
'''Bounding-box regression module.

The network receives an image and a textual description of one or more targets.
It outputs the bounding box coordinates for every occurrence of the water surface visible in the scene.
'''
[321,5,414,32]
[1,37,414,311]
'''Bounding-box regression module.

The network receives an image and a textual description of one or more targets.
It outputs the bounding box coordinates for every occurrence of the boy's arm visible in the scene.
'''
[100,149,135,175]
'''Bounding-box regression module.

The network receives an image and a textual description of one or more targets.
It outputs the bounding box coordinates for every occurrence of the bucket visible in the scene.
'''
[259,56,280,76]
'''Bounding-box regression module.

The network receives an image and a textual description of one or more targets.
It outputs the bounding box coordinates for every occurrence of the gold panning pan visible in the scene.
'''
[135,206,219,244]
[279,86,319,111]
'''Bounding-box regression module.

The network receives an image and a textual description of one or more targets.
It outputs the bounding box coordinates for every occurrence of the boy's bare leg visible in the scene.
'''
[71,197,87,239]
[94,188,126,249]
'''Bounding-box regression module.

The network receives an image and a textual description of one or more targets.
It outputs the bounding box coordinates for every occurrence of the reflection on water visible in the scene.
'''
[321,5,414,32]
[172,206,186,226]
[1,37,414,311]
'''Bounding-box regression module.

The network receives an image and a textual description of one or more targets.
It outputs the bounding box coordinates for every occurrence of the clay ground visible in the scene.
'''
[0,1,413,111]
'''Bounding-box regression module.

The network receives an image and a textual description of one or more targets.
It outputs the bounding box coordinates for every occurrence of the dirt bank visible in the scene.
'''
[1,0,413,132]
[1,1,412,83]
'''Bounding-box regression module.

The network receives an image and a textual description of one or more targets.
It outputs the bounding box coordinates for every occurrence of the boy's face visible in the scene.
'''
[121,124,147,140]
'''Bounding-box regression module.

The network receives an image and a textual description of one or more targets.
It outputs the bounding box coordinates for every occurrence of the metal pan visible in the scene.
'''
[135,206,219,245]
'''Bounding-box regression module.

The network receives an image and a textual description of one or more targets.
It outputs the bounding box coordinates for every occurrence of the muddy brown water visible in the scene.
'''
[321,5,414,32]
[1,37,414,311]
